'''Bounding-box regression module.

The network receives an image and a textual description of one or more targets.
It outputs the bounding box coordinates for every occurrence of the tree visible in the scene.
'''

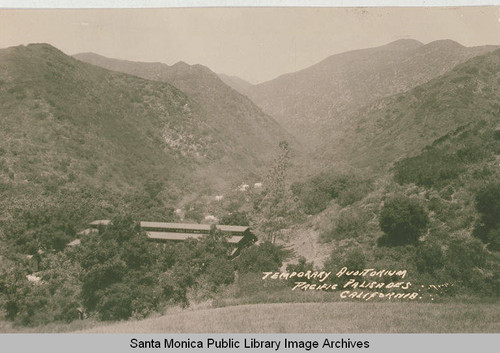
[0,253,82,326]
[256,141,297,243]
[235,242,291,274]
[78,216,164,319]
[415,241,444,274]
[379,196,429,246]
[323,247,366,272]
[445,237,490,292]
[95,283,134,321]
[269,140,290,198]
[473,182,500,251]
[219,211,249,226]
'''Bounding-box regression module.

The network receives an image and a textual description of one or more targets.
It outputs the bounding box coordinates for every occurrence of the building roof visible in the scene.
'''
[145,231,244,244]
[67,239,81,246]
[90,220,112,226]
[85,220,252,247]
[140,221,249,233]
[217,225,249,233]
[141,222,210,231]
[226,235,245,244]
[77,228,97,236]
[146,231,204,241]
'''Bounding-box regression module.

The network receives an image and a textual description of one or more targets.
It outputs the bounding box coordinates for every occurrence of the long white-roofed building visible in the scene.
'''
[86,220,256,257]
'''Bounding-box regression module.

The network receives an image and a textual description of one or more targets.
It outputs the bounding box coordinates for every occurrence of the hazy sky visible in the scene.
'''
[1,7,499,83]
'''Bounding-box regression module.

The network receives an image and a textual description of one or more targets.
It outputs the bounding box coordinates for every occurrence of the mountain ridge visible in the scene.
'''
[222,39,499,150]
[324,47,500,170]
[73,51,295,167]
[0,43,290,221]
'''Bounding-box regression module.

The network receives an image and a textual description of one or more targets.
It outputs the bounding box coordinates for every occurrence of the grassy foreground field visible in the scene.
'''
[76,302,499,333]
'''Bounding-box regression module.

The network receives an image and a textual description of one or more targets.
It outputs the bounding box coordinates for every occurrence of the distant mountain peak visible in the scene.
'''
[72,48,291,170]
[239,39,499,150]
[218,73,255,97]
[1,42,291,199]
[74,51,104,59]
[172,61,190,69]
[25,42,59,50]
[383,39,424,50]
[424,39,465,50]
[8,43,66,57]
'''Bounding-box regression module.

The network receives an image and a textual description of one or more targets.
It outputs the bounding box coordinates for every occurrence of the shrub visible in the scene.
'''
[342,248,367,270]
[184,209,203,223]
[320,208,370,243]
[286,257,314,274]
[439,186,454,201]
[475,182,500,227]
[292,172,372,215]
[0,253,82,326]
[378,196,429,246]
[219,211,249,226]
[322,247,367,287]
[444,237,496,294]
[204,257,235,288]
[81,258,127,311]
[285,257,314,285]
[96,283,134,321]
[291,181,332,215]
[415,241,445,274]
[323,247,366,272]
[235,242,291,274]
[473,182,500,250]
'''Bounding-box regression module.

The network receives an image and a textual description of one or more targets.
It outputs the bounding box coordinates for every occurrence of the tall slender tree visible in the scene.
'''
[256,141,293,243]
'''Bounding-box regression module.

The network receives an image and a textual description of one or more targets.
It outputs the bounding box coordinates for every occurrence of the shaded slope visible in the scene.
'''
[327,48,500,170]
[73,52,291,168]
[218,73,255,98]
[0,44,286,220]
[245,39,498,149]
[0,44,187,194]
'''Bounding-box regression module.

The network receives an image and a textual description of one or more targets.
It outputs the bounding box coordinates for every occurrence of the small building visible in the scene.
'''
[67,239,81,247]
[84,220,257,258]
[89,219,113,228]
[26,274,42,284]
[140,221,256,257]
[238,184,250,192]
[67,228,98,247]
[77,228,97,236]
[204,215,219,223]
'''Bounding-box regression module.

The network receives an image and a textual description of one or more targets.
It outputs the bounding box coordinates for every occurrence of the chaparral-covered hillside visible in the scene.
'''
[0,41,498,331]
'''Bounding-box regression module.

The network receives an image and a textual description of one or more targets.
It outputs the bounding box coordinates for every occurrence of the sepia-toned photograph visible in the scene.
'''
[0,4,499,334]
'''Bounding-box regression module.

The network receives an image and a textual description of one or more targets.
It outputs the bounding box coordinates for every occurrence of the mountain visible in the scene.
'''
[218,73,255,98]
[73,52,291,169]
[239,39,499,149]
[0,44,288,223]
[326,47,500,170]
[284,48,500,269]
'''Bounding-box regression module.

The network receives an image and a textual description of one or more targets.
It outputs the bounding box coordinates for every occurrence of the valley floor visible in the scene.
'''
[74,302,499,333]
